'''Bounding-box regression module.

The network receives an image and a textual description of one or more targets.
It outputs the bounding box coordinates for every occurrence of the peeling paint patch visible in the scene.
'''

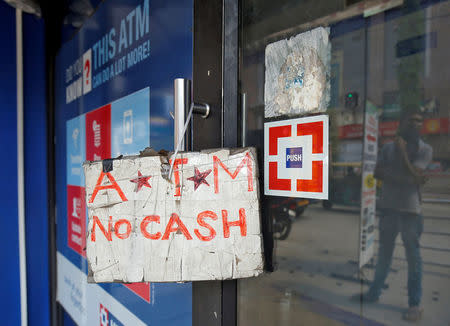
[265,27,331,118]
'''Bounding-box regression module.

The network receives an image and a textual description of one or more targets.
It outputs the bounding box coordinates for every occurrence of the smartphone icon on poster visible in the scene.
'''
[123,110,133,144]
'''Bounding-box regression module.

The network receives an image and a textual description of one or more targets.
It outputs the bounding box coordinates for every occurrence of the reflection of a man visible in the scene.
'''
[354,112,432,321]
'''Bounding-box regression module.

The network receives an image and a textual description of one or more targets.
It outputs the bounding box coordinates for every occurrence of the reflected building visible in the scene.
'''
[239,1,450,325]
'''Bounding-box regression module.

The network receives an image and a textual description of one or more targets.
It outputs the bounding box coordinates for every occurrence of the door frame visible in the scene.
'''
[192,0,240,325]
[45,0,241,325]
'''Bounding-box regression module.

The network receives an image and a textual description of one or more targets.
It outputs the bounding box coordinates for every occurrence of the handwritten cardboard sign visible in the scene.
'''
[84,148,263,282]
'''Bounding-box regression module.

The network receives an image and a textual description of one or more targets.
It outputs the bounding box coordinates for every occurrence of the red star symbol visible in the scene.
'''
[130,171,151,192]
[187,167,212,191]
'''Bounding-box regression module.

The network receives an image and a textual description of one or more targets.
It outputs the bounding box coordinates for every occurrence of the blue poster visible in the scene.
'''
[55,0,193,325]
[111,88,150,157]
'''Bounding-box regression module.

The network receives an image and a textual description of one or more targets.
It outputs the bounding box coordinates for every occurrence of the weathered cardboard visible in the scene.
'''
[83,148,263,282]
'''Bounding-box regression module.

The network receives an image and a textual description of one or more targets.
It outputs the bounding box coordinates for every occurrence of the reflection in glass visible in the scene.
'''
[238,1,450,325]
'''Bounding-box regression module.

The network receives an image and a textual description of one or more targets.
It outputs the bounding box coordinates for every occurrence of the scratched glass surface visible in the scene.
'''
[238,1,450,325]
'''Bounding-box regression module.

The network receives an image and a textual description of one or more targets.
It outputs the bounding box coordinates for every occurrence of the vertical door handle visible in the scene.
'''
[241,92,247,147]
[174,78,210,151]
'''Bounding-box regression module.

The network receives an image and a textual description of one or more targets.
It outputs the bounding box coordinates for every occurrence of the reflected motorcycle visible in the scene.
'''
[271,198,309,240]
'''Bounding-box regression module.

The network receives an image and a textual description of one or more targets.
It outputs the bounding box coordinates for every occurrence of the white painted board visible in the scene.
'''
[84,148,263,282]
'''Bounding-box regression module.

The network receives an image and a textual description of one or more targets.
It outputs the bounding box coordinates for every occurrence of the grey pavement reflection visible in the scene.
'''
[239,200,450,326]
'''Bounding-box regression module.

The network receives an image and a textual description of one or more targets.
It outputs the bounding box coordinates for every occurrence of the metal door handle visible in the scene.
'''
[173,78,210,151]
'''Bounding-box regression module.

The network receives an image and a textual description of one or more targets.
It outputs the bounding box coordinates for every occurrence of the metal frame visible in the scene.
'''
[192,0,223,324]
[193,0,240,325]
[41,0,65,324]
[16,9,29,326]
[222,0,239,325]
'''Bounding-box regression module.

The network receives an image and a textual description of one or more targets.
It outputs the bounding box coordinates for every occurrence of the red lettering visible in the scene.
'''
[222,208,247,238]
[169,158,188,196]
[162,213,192,240]
[114,219,132,239]
[140,215,162,240]
[89,171,128,203]
[91,215,112,242]
[213,153,253,193]
[194,211,218,241]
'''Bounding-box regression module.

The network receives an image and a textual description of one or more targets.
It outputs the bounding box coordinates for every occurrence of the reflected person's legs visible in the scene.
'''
[400,213,423,307]
[367,211,399,299]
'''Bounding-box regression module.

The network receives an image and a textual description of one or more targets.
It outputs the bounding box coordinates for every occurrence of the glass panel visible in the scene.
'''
[239,1,450,325]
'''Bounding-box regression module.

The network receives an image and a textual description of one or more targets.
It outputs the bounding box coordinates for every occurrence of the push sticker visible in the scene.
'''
[264,115,329,199]
[286,147,303,168]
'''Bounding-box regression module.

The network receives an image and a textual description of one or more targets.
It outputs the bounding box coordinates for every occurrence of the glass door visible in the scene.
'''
[238,1,450,325]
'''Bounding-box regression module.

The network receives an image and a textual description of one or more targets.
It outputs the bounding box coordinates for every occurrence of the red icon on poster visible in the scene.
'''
[85,104,111,161]
[67,185,86,256]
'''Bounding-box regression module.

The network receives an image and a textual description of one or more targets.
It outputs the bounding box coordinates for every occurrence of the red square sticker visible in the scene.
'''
[85,104,111,161]
[67,185,86,256]
[264,115,328,199]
